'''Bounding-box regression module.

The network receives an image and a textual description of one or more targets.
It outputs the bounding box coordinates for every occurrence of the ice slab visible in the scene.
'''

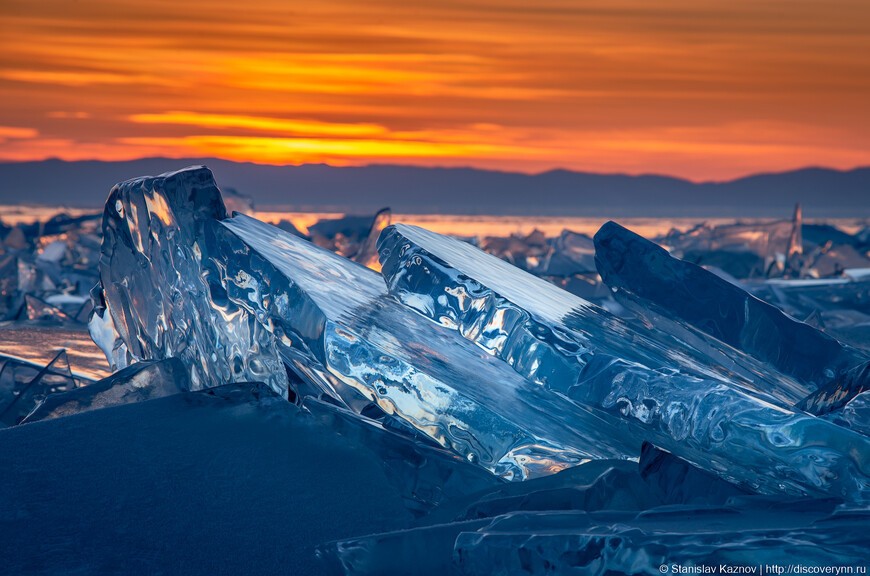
[637,441,751,505]
[0,256,31,318]
[421,445,748,532]
[317,519,491,576]
[307,209,392,265]
[480,229,551,274]
[747,277,870,352]
[597,222,868,381]
[37,239,66,263]
[380,223,807,403]
[422,460,652,528]
[22,358,189,424]
[92,167,286,395]
[822,389,870,437]
[322,491,856,575]
[378,223,870,502]
[2,225,27,250]
[221,186,255,216]
[798,359,870,415]
[542,230,597,276]
[594,221,870,410]
[0,350,77,426]
[453,504,868,574]
[18,294,76,324]
[219,213,633,479]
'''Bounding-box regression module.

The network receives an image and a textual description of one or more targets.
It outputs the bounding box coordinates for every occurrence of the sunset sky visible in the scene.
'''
[1,0,868,180]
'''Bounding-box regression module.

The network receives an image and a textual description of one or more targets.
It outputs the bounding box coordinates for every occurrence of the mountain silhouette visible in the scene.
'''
[1,158,867,217]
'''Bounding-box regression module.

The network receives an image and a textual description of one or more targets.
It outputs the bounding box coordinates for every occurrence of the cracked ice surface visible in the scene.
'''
[217,213,635,479]
[378,223,870,502]
[91,167,287,395]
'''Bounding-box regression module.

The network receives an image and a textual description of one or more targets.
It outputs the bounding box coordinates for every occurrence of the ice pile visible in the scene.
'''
[12,165,867,572]
[659,205,804,278]
[660,206,870,281]
[0,212,101,322]
[85,167,870,492]
[0,205,111,422]
[478,210,870,338]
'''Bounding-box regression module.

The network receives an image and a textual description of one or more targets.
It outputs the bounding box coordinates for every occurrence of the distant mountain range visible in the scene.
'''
[0,158,868,217]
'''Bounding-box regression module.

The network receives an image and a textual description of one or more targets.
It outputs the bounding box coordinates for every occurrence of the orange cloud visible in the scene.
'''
[130,112,388,138]
[0,126,38,139]
[118,134,538,164]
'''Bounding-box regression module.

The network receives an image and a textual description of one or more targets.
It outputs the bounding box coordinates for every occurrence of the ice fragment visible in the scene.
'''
[92,167,287,395]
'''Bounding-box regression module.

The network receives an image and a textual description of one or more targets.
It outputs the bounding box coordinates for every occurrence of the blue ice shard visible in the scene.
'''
[798,360,870,415]
[322,492,863,575]
[822,389,870,437]
[453,505,869,575]
[746,277,870,352]
[378,223,870,502]
[19,294,76,324]
[91,167,287,395]
[215,213,632,479]
[594,220,870,410]
[380,224,809,407]
[22,358,189,424]
[0,350,77,426]
[352,207,391,269]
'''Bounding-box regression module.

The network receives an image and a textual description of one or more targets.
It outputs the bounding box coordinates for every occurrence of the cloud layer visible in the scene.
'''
[1,0,868,180]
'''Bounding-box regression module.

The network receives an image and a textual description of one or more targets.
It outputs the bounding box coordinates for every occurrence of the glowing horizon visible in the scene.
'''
[1,0,868,181]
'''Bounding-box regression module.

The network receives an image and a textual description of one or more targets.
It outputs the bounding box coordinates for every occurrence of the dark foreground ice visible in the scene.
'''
[0,384,425,575]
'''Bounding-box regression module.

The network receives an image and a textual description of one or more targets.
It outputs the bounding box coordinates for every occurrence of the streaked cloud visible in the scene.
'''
[119,134,540,164]
[46,111,91,119]
[0,126,38,139]
[130,112,388,138]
